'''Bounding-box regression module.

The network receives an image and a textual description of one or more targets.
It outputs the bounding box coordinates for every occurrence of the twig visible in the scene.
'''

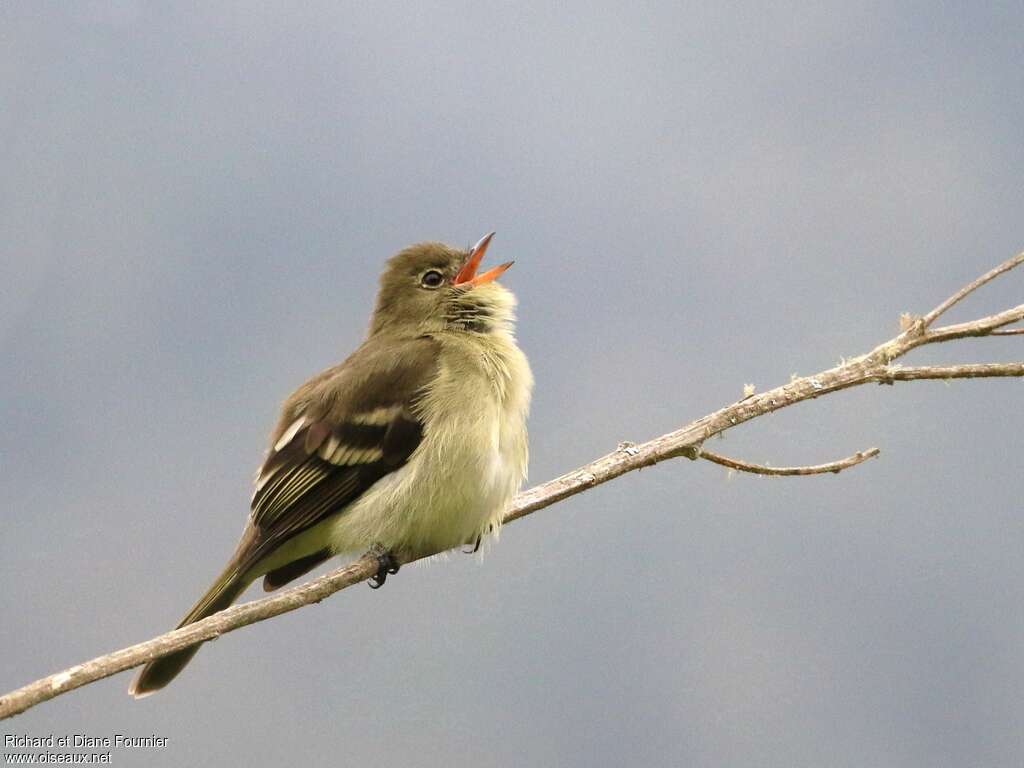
[876,363,1024,382]
[698,447,880,476]
[923,304,1024,344]
[921,251,1024,327]
[1,251,1022,721]
[0,557,382,721]
[990,327,1024,336]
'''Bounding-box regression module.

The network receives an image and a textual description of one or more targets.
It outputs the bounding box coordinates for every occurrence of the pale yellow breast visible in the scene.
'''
[325,329,532,558]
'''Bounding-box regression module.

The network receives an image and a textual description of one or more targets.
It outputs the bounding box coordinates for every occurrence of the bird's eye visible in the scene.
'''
[420,270,444,289]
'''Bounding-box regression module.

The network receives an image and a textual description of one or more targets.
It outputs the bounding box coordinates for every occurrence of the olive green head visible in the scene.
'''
[369,233,515,336]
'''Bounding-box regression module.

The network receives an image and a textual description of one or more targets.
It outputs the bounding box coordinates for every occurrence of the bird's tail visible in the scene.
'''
[128,559,253,698]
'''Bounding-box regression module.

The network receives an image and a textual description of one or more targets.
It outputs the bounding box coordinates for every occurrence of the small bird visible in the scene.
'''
[129,233,532,697]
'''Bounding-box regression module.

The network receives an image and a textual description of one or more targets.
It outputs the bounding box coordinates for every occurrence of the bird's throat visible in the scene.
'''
[444,284,516,335]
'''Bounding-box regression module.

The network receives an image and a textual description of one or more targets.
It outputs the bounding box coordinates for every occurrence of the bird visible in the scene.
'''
[129,233,532,697]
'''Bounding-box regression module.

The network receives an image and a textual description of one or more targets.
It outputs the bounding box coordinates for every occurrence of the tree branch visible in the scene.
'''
[923,304,1024,344]
[921,252,1024,327]
[2,251,1021,721]
[698,447,881,476]
[876,362,1024,382]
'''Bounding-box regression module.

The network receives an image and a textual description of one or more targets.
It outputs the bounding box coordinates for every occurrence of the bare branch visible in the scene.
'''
[921,251,1024,327]
[3,250,1023,721]
[990,327,1024,336]
[925,304,1024,344]
[0,557,382,721]
[876,362,1024,382]
[698,447,880,476]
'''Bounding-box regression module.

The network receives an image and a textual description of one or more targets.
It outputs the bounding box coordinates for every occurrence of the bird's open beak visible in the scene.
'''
[453,232,513,286]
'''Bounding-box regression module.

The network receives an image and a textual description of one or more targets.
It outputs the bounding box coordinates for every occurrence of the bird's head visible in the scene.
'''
[368,233,517,337]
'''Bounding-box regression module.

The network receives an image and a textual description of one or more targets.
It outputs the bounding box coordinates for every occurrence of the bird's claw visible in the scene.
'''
[367,545,400,589]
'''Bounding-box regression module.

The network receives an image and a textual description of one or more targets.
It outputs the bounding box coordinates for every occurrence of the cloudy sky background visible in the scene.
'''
[2,2,1023,765]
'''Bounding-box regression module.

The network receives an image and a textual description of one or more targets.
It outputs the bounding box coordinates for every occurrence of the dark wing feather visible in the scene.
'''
[263,548,333,591]
[242,336,438,571]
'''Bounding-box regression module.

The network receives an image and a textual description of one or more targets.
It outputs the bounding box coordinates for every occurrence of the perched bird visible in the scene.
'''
[129,233,532,697]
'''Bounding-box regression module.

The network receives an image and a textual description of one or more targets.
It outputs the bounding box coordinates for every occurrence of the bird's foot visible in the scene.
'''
[367,544,400,589]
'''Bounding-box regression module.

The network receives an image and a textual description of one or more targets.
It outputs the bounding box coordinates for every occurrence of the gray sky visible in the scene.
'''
[2,2,1023,766]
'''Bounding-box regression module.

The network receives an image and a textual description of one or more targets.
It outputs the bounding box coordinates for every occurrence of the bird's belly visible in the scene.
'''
[324,407,523,558]
[323,332,530,559]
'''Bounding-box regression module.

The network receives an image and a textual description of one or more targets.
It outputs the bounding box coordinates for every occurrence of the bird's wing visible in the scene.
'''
[243,336,439,570]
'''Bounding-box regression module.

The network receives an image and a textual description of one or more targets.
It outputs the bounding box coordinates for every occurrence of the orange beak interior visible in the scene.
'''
[453,232,513,286]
